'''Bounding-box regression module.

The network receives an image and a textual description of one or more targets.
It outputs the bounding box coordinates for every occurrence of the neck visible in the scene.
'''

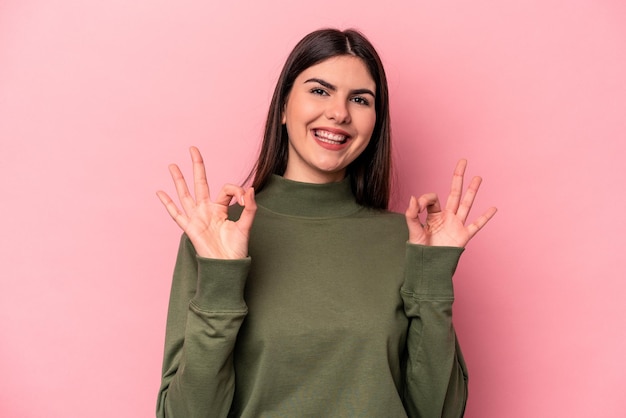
[255,175,362,218]
[282,168,347,184]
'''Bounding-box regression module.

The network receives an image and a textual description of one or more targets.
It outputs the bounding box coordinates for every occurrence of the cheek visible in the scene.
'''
[283,94,320,127]
[353,114,376,156]
[360,112,377,139]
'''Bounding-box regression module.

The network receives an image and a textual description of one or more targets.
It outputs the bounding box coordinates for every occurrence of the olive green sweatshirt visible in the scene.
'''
[157,175,468,418]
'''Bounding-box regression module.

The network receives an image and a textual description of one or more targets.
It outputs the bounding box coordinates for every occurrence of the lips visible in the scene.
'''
[313,129,349,145]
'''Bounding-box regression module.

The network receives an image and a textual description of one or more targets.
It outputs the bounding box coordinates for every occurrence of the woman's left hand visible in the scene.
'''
[405,159,497,248]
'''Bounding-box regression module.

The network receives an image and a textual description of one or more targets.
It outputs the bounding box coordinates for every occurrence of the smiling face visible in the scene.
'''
[281,55,377,184]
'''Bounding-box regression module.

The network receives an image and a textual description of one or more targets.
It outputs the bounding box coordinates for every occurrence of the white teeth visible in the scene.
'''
[314,130,347,144]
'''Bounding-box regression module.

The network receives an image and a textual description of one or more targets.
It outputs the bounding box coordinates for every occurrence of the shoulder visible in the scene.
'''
[356,207,406,222]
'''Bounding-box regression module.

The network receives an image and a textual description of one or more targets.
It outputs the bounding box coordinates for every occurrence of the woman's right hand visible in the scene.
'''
[156,146,257,259]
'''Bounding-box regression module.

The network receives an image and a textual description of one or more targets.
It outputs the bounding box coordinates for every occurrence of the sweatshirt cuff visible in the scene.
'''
[191,256,251,311]
[403,244,464,299]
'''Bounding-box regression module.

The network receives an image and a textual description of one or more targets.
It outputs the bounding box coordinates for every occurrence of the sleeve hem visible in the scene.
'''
[402,244,464,298]
[191,256,251,311]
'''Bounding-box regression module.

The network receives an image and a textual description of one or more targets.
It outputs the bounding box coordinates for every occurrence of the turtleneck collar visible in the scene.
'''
[255,174,363,218]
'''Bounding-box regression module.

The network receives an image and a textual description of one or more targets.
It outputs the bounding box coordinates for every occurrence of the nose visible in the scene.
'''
[325,97,351,124]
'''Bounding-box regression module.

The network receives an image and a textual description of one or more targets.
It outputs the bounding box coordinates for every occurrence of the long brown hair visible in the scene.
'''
[249,28,392,209]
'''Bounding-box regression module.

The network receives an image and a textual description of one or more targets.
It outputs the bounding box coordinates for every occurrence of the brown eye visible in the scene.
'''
[351,96,370,106]
[310,88,328,96]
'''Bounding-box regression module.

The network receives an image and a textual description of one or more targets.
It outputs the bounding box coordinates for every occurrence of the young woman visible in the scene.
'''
[156,28,496,418]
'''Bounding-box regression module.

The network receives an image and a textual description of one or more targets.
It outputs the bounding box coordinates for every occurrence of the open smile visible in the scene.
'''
[312,129,350,145]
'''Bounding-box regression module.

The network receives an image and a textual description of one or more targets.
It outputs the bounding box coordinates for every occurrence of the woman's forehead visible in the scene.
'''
[296,56,376,89]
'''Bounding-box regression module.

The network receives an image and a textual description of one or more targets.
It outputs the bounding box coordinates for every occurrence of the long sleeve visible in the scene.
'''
[156,235,250,418]
[401,244,469,418]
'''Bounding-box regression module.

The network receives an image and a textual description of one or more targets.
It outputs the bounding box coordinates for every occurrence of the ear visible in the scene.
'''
[281,104,287,124]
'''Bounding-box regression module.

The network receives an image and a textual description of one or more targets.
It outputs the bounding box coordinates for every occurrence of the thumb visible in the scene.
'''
[405,196,427,244]
[236,187,257,235]
[405,196,421,226]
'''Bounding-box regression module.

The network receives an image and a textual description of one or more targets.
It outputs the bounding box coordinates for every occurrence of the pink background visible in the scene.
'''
[1,0,625,417]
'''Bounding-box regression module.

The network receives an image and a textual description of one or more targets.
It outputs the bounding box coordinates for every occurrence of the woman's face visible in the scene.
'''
[282,55,376,183]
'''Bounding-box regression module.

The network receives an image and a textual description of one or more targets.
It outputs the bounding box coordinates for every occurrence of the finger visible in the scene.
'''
[156,190,189,230]
[417,193,441,214]
[215,183,247,207]
[466,206,498,240]
[190,146,211,203]
[445,159,467,214]
[456,176,482,223]
[168,163,195,214]
[236,187,257,234]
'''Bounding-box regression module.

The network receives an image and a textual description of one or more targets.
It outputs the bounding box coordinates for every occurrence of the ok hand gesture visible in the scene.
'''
[156,146,257,259]
[405,160,497,248]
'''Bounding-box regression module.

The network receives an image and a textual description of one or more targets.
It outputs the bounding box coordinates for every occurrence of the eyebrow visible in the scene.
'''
[304,78,376,98]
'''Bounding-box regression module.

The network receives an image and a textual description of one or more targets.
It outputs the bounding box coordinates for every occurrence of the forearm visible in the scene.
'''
[401,244,468,418]
[157,236,250,418]
[159,303,247,417]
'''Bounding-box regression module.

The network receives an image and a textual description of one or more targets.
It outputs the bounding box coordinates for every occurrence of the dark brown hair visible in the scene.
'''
[249,28,392,209]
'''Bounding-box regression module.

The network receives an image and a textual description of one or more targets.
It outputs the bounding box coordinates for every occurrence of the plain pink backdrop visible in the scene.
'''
[1,0,625,417]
